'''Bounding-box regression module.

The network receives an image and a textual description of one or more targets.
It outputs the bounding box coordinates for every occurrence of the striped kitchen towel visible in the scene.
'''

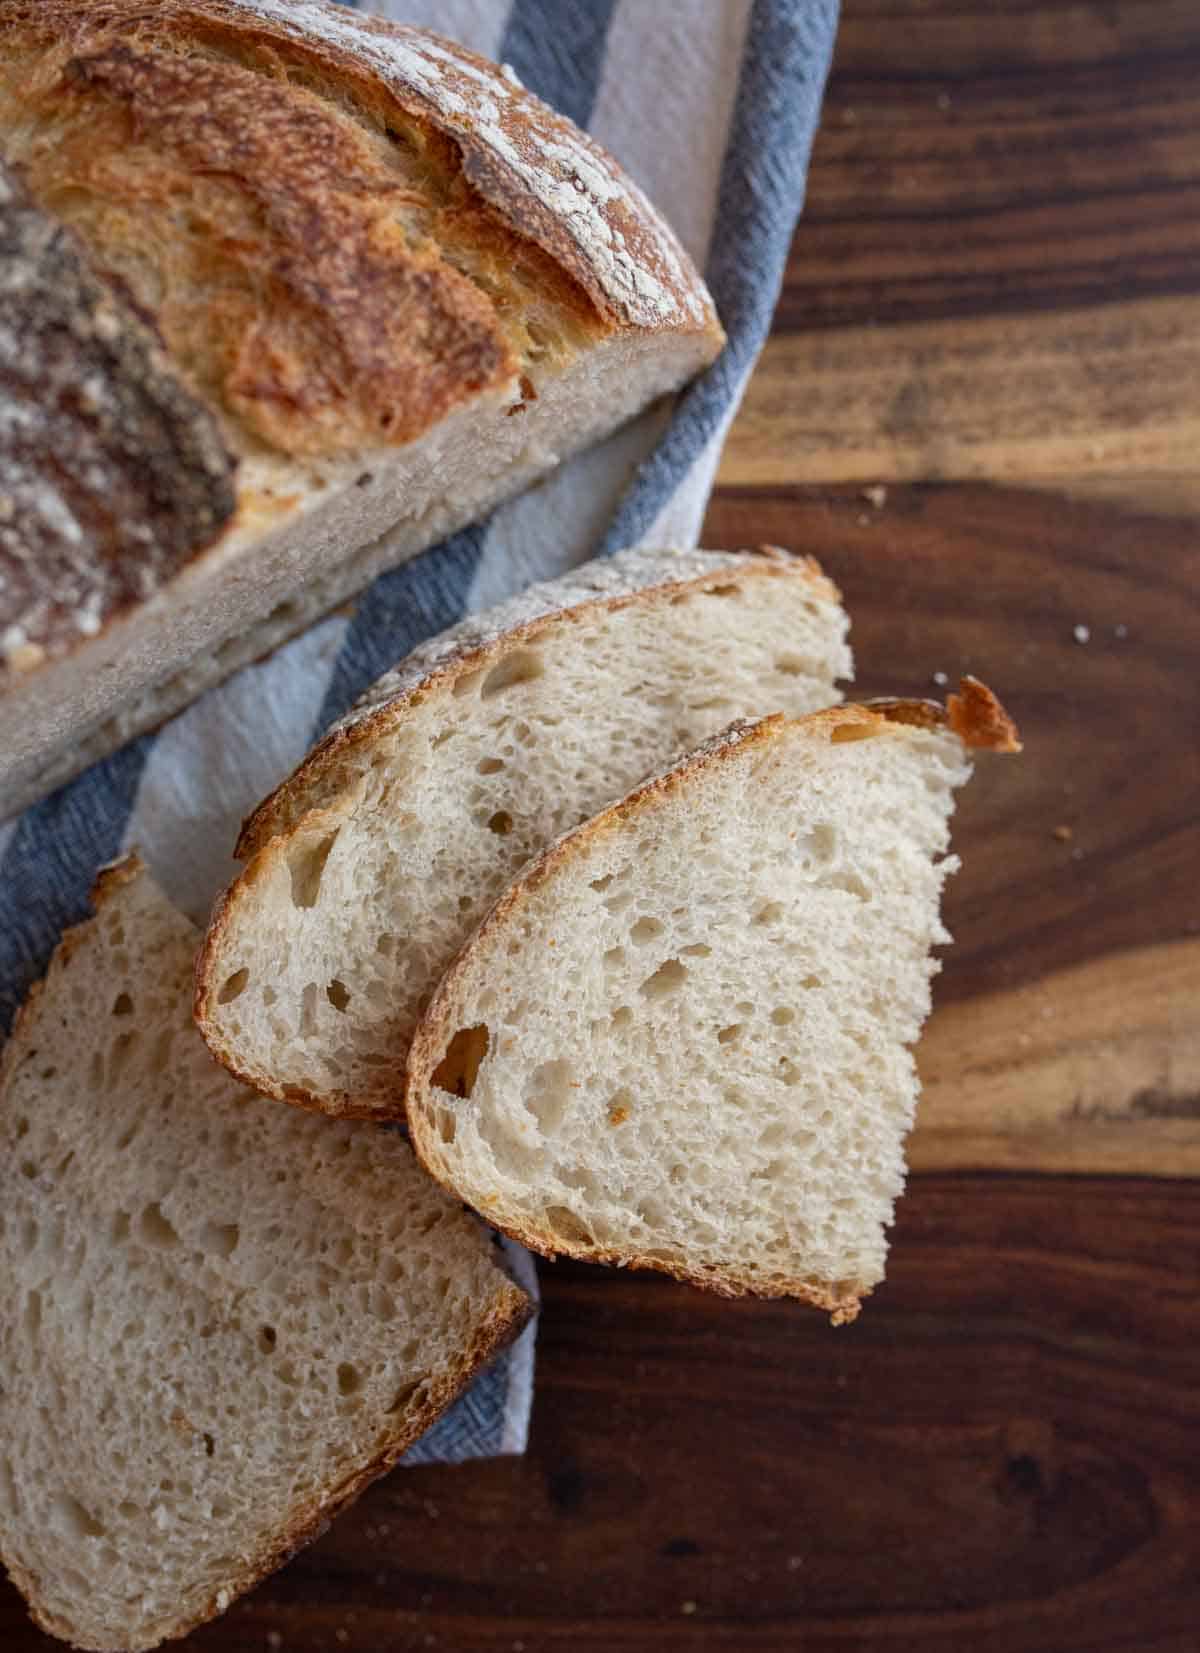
[0,0,839,1461]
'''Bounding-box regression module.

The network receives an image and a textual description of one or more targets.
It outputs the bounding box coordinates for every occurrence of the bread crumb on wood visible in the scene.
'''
[1073,623,1091,644]
[931,670,949,688]
[681,1600,698,1615]
[266,1633,282,1651]
[1052,824,1073,842]
[861,484,887,509]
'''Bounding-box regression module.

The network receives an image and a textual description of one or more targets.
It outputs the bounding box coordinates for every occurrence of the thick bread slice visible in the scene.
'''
[0,858,530,1653]
[406,686,1019,1324]
[195,547,852,1119]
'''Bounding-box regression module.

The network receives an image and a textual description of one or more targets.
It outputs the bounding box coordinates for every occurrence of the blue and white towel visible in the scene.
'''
[0,0,839,1462]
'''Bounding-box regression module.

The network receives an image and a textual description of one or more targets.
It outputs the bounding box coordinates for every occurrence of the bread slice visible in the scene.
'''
[0,0,723,817]
[405,686,1020,1325]
[195,547,852,1120]
[0,858,530,1653]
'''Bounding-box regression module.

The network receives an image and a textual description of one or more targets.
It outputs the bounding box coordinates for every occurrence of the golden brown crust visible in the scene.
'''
[166,0,718,335]
[946,674,1023,752]
[865,677,1021,751]
[233,552,839,861]
[1,8,516,460]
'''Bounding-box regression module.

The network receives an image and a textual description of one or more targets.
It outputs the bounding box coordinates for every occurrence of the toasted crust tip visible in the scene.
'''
[865,677,1021,752]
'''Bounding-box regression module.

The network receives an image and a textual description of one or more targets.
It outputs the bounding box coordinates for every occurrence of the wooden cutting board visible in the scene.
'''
[3,3,1198,1650]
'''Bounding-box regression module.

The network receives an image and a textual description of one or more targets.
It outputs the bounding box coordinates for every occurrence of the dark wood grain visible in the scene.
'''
[4,2,1199,1648]
[721,0,1200,497]
[777,0,1200,334]
[5,1178,1196,1653]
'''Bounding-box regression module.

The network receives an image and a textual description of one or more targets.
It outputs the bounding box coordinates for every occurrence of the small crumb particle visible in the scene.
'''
[1071,846,1084,861]
[1073,623,1091,644]
[1052,824,1073,842]
[609,1105,630,1127]
[861,484,887,509]
[377,1523,390,1537]
[266,1634,282,1652]
[932,670,949,688]
[335,1632,349,1646]
[681,1600,698,1615]
[856,513,871,526]
[1114,623,1129,639]
[787,1555,803,1571]
[936,90,952,110]
[513,1643,526,1651]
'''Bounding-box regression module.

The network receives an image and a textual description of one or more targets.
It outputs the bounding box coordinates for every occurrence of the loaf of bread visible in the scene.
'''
[0,856,530,1651]
[194,546,852,1119]
[0,0,723,818]
[405,688,1019,1324]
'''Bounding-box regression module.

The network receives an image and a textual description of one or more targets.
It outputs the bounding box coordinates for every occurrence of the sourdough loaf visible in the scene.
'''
[0,856,529,1650]
[0,0,723,817]
[405,688,1019,1323]
[195,546,852,1119]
